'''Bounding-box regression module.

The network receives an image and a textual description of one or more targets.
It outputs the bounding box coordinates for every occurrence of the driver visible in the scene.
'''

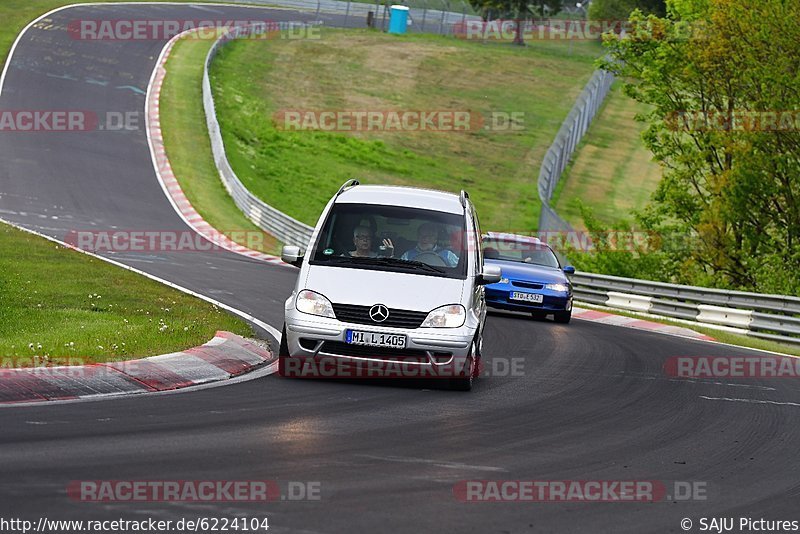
[401,222,458,267]
[523,248,549,264]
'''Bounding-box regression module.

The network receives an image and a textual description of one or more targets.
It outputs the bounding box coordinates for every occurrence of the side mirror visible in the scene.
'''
[477,264,502,285]
[563,265,575,275]
[281,245,304,268]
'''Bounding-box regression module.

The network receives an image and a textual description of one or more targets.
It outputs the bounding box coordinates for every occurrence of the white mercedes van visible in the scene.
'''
[279,180,500,390]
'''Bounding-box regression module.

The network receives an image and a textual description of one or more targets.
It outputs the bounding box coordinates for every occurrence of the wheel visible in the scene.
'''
[554,310,571,324]
[473,333,483,378]
[277,324,293,377]
[448,343,475,391]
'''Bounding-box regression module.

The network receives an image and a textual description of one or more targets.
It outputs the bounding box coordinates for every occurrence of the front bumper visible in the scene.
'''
[283,305,476,375]
[485,286,572,313]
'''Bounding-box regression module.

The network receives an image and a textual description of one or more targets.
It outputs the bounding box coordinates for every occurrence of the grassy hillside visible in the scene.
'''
[210,29,603,231]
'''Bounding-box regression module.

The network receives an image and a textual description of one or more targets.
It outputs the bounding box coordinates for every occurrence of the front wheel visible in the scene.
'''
[448,343,476,391]
[554,310,571,324]
[277,324,292,377]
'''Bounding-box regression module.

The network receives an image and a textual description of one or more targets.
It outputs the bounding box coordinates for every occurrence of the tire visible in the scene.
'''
[554,310,572,324]
[449,344,475,391]
[473,333,483,379]
[277,324,292,377]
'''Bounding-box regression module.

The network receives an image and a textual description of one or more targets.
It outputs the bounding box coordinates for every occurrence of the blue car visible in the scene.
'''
[482,232,575,323]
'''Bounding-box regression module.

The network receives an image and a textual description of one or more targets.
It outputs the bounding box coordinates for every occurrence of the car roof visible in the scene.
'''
[335,185,464,215]
[483,231,543,245]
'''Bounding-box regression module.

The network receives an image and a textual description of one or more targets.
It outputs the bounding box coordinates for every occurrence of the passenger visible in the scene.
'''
[346,226,394,257]
[401,222,458,266]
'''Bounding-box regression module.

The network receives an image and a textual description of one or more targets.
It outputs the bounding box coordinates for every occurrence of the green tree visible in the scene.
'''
[468,0,563,44]
[589,0,666,20]
[600,0,800,293]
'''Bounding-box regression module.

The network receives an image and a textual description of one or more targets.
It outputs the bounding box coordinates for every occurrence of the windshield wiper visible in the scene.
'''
[329,255,446,274]
[391,258,447,274]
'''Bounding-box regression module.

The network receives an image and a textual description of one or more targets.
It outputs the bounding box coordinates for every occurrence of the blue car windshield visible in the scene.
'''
[482,238,560,269]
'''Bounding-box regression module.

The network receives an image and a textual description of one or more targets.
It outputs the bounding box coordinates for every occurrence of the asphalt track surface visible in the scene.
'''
[1,4,800,533]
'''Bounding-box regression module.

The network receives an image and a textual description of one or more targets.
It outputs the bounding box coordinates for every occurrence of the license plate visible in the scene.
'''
[510,292,544,303]
[346,330,407,348]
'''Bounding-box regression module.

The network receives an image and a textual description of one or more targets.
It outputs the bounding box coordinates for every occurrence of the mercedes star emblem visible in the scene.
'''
[369,304,389,323]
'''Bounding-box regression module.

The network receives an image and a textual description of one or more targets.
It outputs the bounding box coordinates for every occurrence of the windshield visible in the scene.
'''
[482,238,560,269]
[309,203,467,279]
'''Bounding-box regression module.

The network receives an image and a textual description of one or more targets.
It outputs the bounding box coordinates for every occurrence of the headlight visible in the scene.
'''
[421,304,466,328]
[498,277,509,285]
[295,290,335,318]
[545,283,569,292]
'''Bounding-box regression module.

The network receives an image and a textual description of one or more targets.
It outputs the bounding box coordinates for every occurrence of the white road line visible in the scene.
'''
[0,216,281,341]
[358,454,508,472]
[699,396,800,408]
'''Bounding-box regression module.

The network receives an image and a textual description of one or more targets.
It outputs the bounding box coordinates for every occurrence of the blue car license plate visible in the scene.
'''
[510,292,544,303]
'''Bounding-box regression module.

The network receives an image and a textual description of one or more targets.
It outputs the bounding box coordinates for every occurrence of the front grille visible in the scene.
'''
[511,280,544,289]
[319,341,428,362]
[332,303,427,329]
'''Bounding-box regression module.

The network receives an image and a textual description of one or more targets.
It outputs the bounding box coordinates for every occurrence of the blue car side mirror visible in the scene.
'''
[563,265,575,275]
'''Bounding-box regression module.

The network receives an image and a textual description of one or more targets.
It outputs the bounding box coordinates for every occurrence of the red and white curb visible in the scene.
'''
[572,307,715,341]
[146,31,284,265]
[0,332,274,405]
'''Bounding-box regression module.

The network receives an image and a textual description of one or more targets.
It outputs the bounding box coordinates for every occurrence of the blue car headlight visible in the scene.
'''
[545,283,569,292]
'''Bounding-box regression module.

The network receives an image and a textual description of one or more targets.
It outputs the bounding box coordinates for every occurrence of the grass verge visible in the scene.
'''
[553,82,662,229]
[210,28,603,231]
[160,31,282,254]
[0,223,251,365]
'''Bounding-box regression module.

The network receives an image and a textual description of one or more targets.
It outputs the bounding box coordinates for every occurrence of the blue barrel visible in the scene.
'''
[388,5,410,34]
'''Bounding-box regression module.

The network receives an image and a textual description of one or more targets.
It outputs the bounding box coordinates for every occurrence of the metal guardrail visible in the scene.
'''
[537,68,615,233]
[203,24,315,247]
[571,271,800,345]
